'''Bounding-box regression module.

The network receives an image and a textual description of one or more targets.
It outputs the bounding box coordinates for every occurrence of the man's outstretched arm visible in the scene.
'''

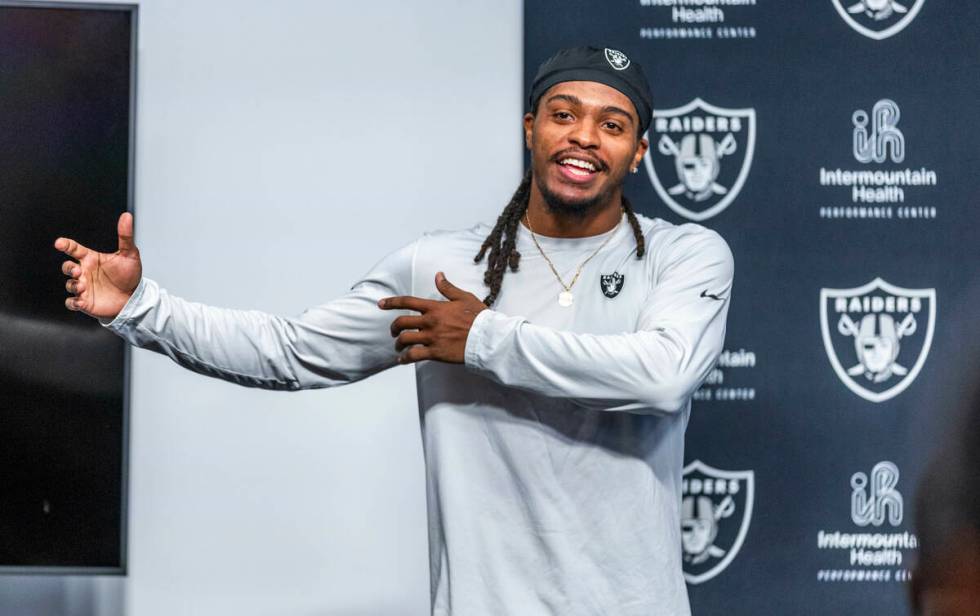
[56,213,418,390]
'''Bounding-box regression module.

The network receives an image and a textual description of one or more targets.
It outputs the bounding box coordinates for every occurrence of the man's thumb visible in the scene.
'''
[117,212,136,253]
[436,272,465,300]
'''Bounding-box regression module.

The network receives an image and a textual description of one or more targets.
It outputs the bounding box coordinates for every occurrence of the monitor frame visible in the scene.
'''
[0,0,137,576]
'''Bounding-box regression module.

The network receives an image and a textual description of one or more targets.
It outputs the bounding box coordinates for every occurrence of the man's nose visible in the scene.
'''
[568,119,600,149]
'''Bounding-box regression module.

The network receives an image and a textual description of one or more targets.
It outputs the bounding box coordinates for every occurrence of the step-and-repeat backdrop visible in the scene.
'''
[526,2,979,614]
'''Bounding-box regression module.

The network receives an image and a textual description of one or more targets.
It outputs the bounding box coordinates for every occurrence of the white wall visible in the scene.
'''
[1,1,523,614]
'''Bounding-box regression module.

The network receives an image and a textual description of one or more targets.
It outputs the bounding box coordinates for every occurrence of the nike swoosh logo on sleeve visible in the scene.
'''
[700,289,726,301]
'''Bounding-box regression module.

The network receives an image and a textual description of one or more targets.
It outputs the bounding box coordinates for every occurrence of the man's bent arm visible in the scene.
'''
[464,228,733,415]
[103,241,418,390]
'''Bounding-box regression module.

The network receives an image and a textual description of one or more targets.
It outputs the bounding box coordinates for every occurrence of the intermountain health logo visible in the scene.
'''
[851,461,903,527]
[818,99,938,221]
[644,98,756,222]
[681,460,755,584]
[820,278,936,403]
[694,348,757,402]
[639,0,759,40]
[816,461,917,584]
[832,0,926,40]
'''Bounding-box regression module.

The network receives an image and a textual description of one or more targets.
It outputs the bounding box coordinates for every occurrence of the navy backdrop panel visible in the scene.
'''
[0,4,134,570]
[525,2,980,614]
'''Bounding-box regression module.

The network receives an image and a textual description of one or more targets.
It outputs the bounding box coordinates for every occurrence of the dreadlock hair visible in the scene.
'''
[474,169,647,307]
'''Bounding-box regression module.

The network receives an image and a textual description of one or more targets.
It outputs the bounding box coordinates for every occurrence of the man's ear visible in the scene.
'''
[523,112,535,149]
[633,136,649,170]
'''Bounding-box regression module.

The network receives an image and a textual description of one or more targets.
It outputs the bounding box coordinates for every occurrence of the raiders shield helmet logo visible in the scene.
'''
[832,0,926,41]
[603,48,630,71]
[600,272,624,298]
[643,98,756,222]
[820,278,936,403]
[681,460,755,585]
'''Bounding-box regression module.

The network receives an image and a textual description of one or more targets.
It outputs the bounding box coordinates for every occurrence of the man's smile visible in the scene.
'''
[552,152,606,184]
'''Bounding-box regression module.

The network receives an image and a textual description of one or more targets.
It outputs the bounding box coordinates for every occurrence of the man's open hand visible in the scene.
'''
[380,272,487,364]
[54,212,142,320]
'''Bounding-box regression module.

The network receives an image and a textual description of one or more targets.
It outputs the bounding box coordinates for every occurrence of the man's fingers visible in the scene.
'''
[65,278,84,294]
[390,315,426,337]
[117,212,136,253]
[54,237,90,260]
[378,295,437,313]
[395,331,429,352]
[435,272,467,301]
[62,260,80,277]
[399,345,432,365]
[64,297,81,311]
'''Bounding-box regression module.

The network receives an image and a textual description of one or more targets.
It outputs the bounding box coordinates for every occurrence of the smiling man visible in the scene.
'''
[55,47,733,616]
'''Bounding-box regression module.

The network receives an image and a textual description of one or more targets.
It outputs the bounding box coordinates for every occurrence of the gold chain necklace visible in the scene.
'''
[524,210,621,307]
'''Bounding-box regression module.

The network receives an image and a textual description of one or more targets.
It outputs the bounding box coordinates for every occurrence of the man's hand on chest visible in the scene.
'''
[379,272,487,364]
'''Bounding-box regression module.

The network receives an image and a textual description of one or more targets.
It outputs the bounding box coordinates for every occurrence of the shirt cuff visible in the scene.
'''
[463,308,527,374]
[99,277,153,329]
[463,308,494,371]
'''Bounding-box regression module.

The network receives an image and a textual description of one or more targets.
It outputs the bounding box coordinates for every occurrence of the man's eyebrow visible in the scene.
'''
[544,94,635,126]
[545,94,582,107]
[602,106,635,125]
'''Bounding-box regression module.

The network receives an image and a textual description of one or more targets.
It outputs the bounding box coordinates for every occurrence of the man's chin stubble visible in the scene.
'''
[536,175,613,219]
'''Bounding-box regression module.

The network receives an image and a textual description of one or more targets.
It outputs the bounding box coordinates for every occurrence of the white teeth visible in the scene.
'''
[560,158,597,172]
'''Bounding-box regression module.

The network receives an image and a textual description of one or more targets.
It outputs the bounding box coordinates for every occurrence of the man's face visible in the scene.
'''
[524,81,648,216]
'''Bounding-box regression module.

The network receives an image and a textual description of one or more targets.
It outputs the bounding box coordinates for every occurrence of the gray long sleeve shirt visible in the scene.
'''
[104,213,733,616]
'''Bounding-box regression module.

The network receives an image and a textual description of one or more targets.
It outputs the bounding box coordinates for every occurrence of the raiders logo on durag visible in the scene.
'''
[603,48,630,70]
[600,272,624,298]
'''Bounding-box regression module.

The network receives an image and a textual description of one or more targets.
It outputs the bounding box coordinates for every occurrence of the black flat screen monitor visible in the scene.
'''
[0,1,136,573]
